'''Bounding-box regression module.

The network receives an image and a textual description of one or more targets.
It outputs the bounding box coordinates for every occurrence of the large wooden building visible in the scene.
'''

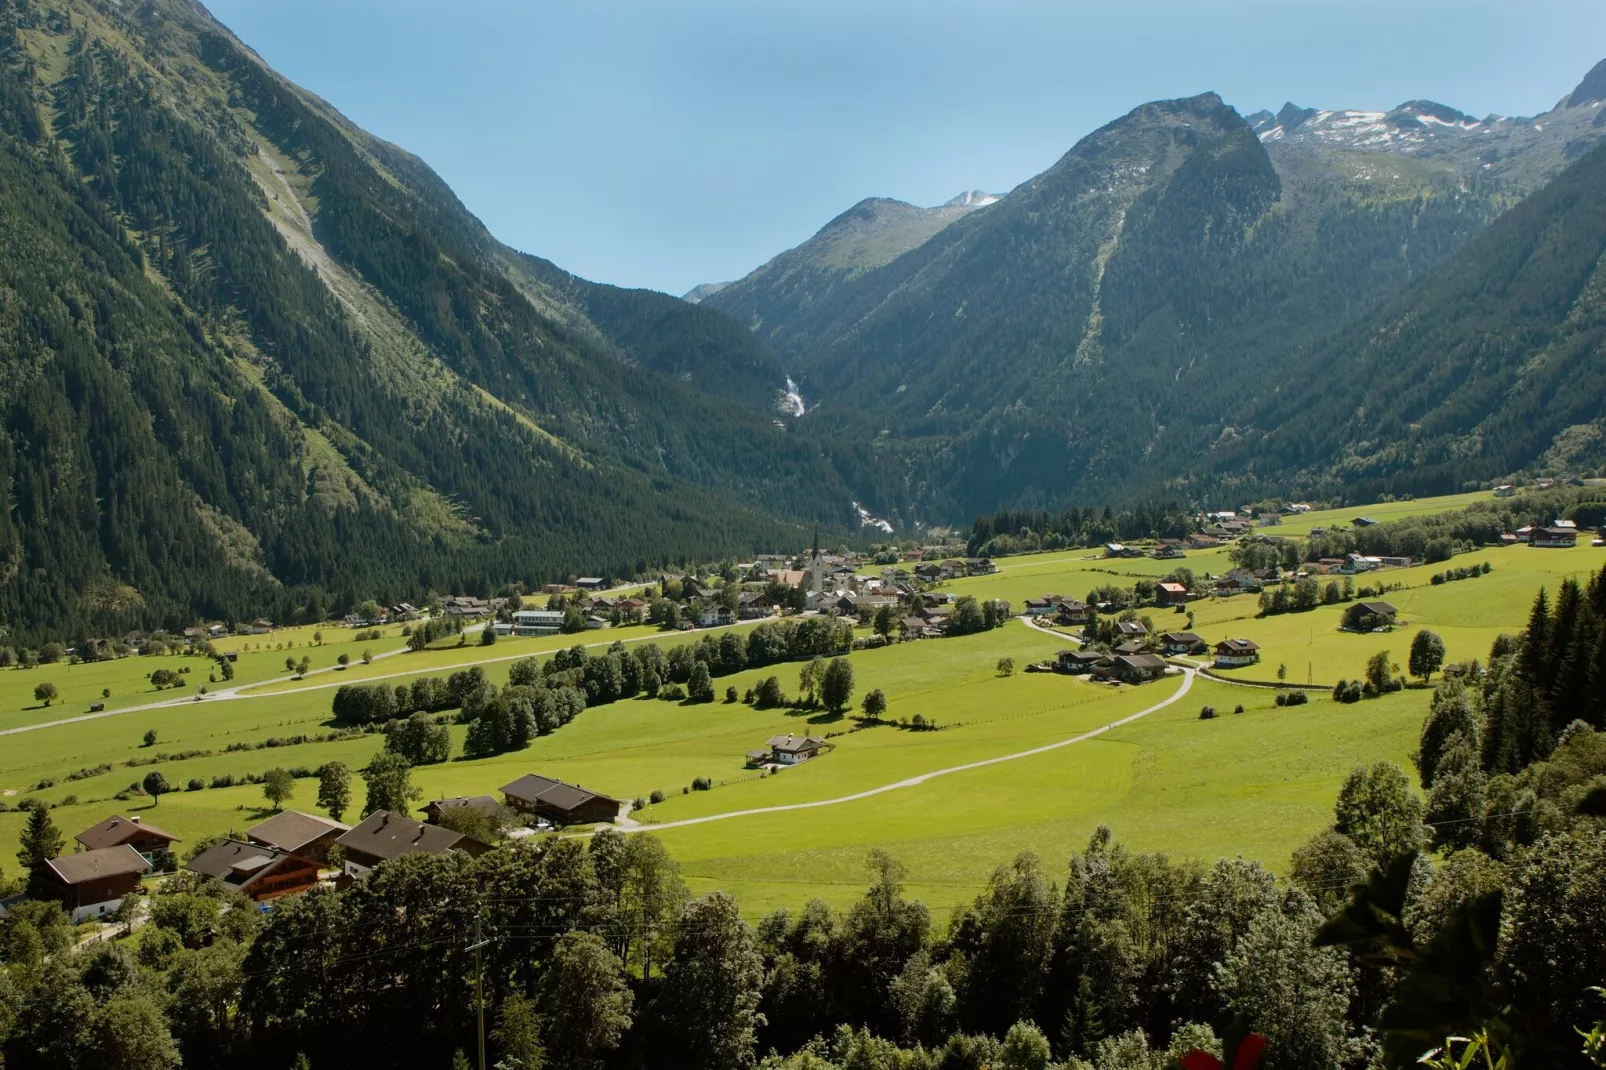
[246,810,350,864]
[333,810,492,884]
[185,840,322,902]
[499,774,621,826]
[34,845,150,922]
[74,815,179,862]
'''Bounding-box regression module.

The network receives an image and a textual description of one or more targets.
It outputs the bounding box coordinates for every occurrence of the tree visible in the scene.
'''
[658,892,765,1070]
[318,761,352,821]
[481,625,497,647]
[32,682,57,706]
[384,712,452,764]
[997,656,1015,677]
[687,661,714,703]
[142,771,171,806]
[950,596,986,635]
[862,689,887,718]
[873,605,896,640]
[1409,629,1447,683]
[1424,733,1486,851]
[337,653,350,668]
[142,729,158,748]
[17,802,64,870]
[297,656,311,676]
[1218,899,1351,1070]
[92,993,182,1070]
[1277,663,1287,684]
[362,752,420,816]
[799,656,827,706]
[491,990,545,1070]
[821,658,855,712]
[755,675,785,707]
[540,931,634,1070]
[998,1021,1052,1070]
[1333,761,1426,868]
[262,768,295,811]
[1365,649,1398,693]
[358,598,383,623]
[284,656,296,672]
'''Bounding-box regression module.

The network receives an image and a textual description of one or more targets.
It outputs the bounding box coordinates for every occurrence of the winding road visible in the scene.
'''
[620,618,1195,834]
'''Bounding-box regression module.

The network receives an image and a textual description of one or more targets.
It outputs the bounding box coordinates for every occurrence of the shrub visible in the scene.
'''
[1199,706,1217,720]
[1233,704,1245,715]
[631,797,646,812]
[187,778,205,791]
[1275,690,1310,707]
[660,683,686,701]
[649,789,666,805]
[691,777,712,792]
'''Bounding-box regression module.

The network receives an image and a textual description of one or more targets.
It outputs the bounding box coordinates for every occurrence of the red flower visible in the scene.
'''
[1177,1034,1265,1070]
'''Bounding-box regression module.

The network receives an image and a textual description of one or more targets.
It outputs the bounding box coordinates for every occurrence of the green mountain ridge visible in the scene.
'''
[0,0,880,643]
[702,66,1606,519]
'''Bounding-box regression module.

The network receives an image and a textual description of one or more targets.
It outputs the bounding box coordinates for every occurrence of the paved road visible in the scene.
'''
[623,651,1195,835]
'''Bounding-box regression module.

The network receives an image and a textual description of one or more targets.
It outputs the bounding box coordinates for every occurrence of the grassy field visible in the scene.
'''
[1,491,1597,915]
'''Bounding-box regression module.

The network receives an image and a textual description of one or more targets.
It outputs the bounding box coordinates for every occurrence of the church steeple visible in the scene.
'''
[810,526,823,597]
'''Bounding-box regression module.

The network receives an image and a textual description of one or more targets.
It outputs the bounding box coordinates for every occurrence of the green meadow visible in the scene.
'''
[1,491,1599,916]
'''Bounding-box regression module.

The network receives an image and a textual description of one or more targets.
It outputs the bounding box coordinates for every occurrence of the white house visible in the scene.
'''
[513,609,565,635]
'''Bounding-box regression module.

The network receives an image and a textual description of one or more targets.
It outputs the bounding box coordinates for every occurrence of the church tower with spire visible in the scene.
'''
[809,526,823,600]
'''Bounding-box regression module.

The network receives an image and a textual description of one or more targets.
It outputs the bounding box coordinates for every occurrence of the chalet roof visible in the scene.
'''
[499,774,619,815]
[1158,582,1188,594]
[1357,601,1398,615]
[45,845,150,885]
[767,734,826,753]
[246,810,349,853]
[1116,621,1148,636]
[75,815,178,851]
[1161,632,1203,645]
[1058,649,1104,662]
[421,795,501,817]
[185,839,295,889]
[1114,641,1146,655]
[1216,639,1260,653]
[335,811,465,862]
[1114,654,1169,672]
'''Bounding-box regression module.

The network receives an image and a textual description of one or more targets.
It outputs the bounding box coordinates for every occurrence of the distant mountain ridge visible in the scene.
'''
[701,61,1606,521]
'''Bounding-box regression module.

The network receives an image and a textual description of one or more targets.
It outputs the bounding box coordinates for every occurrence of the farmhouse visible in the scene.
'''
[1160,631,1204,655]
[1023,596,1064,616]
[697,604,735,628]
[1056,649,1106,674]
[1055,600,1093,626]
[738,592,777,619]
[1113,640,1146,656]
[34,846,150,922]
[500,774,622,825]
[246,810,350,864]
[1344,601,1399,630]
[1493,485,1516,498]
[1109,653,1169,684]
[420,795,503,825]
[1214,639,1261,667]
[1115,620,1148,640]
[74,815,178,863]
[185,840,322,902]
[1351,516,1378,528]
[575,577,607,590]
[1152,541,1186,559]
[900,616,933,640]
[1156,582,1190,606]
[334,811,490,883]
[765,734,828,765]
[1531,527,1578,548]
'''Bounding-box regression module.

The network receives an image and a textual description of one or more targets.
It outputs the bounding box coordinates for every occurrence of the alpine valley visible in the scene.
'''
[2,0,1605,639]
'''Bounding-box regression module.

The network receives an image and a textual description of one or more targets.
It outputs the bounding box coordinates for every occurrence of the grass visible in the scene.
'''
[1,491,1597,916]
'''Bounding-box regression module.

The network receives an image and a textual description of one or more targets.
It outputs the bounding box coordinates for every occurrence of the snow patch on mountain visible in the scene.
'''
[943,190,1000,208]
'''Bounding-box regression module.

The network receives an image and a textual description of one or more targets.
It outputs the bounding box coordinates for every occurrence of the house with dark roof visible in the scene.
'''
[1213,639,1261,667]
[334,811,490,883]
[1055,600,1093,626]
[1115,620,1148,640]
[765,734,828,765]
[74,815,179,863]
[35,845,150,922]
[1160,631,1204,655]
[1343,601,1398,631]
[1531,527,1578,548]
[1109,653,1170,684]
[1056,649,1106,675]
[499,775,622,826]
[185,840,322,902]
[420,795,504,825]
[246,810,350,864]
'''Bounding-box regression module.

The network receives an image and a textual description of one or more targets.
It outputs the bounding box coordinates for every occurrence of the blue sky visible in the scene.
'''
[207,0,1606,296]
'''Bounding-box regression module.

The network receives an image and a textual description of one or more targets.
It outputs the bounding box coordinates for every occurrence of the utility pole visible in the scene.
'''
[469,914,492,1070]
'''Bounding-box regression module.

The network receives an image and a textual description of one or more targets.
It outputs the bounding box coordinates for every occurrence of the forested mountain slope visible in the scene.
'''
[704,63,1606,521]
[0,0,871,643]
[1201,140,1606,500]
[707,93,1505,519]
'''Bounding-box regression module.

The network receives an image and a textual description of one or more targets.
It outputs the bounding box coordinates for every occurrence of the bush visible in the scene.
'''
[659,683,686,701]
[1233,705,1245,715]
[1199,705,1217,720]
[1274,690,1309,707]
[691,777,712,791]
[649,789,666,804]
[631,796,646,812]
[186,778,205,791]
[1331,679,1364,703]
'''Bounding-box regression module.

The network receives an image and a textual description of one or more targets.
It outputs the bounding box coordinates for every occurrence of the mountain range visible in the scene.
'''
[0,0,1603,640]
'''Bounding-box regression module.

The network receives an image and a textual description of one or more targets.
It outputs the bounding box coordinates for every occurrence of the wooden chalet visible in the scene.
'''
[499,774,622,826]
[1213,639,1261,667]
[185,839,321,902]
[35,846,150,922]
[246,810,350,864]
[333,811,491,884]
[74,815,178,863]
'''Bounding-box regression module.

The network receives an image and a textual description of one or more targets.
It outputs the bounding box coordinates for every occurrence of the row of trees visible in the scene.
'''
[7,764,1600,1069]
